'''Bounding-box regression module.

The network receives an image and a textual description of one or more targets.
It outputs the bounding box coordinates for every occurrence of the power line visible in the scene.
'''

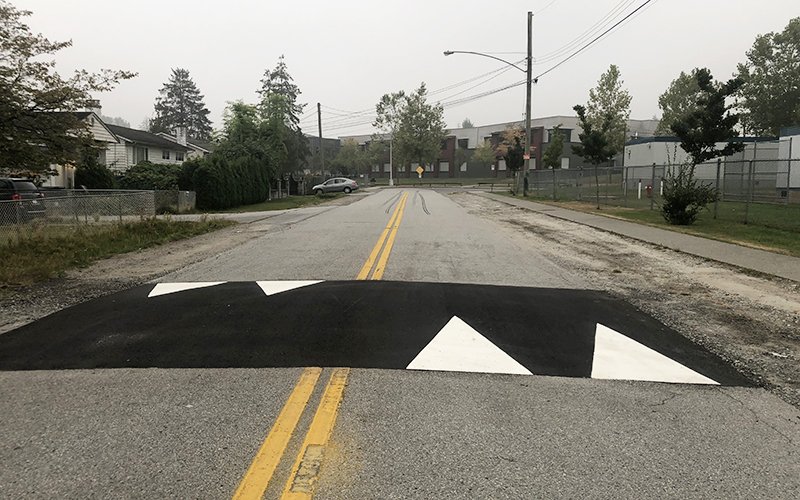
[430,0,657,112]
[532,0,636,64]
[534,0,658,80]
[535,0,560,15]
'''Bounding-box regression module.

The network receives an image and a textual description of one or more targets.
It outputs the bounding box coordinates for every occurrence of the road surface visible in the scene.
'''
[1,188,797,499]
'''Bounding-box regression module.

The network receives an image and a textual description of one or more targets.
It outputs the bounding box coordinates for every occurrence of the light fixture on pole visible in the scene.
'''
[443,11,534,196]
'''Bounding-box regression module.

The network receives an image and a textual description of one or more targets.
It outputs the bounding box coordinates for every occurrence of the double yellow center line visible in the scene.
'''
[356,192,409,280]
[233,191,409,500]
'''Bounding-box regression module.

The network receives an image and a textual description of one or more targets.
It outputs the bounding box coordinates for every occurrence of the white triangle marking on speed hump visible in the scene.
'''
[591,323,718,385]
[256,280,323,296]
[407,316,532,375]
[148,282,226,298]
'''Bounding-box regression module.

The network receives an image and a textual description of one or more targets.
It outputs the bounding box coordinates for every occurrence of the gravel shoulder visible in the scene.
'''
[450,192,800,408]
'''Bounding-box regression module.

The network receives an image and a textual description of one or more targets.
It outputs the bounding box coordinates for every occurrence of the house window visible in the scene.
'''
[135,147,148,163]
[439,161,449,172]
[425,164,433,172]
[372,165,380,173]
[162,150,170,160]
[457,138,468,149]
[383,163,391,173]
[176,152,184,161]
[397,165,406,172]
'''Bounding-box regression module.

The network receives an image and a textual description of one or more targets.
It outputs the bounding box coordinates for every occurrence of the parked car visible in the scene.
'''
[0,178,46,222]
[312,177,359,195]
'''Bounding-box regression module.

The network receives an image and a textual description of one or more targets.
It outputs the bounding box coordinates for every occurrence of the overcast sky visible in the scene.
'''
[15,0,800,137]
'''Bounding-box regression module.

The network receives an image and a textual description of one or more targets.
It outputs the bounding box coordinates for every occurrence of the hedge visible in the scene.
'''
[192,154,271,210]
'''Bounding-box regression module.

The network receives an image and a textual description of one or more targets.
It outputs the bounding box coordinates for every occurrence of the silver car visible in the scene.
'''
[312,177,359,195]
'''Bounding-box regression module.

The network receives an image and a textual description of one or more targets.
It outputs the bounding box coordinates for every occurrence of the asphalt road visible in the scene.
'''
[1,188,798,499]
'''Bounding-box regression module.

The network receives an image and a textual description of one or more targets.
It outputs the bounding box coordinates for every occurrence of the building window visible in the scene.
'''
[372,165,380,173]
[425,164,433,172]
[135,147,148,163]
[383,163,391,173]
[498,159,507,171]
[162,150,170,160]
[397,165,406,172]
[176,151,184,161]
[457,138,469,149]
[439,161,449,172]
[460,162,467,172]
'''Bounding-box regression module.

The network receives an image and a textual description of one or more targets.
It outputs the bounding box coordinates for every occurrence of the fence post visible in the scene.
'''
[787,137,793,206]
[607,168,612,205]
[552,168,557,200]
[744,159,753,224]
[713,158,721,219]
[577,168,582,201]
[650,163,656,211]
[623,166,628,207]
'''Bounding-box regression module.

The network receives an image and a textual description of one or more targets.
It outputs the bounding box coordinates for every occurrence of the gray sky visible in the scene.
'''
[15,0,800,136]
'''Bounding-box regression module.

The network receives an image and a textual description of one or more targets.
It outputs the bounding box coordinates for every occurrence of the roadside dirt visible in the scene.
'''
[450,192,800,408]
[0,223,262,335]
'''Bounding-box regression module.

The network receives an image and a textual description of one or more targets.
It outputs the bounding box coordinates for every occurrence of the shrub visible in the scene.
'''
[75,158,115,189]
[118,161,181,190]
[661,165,717,225]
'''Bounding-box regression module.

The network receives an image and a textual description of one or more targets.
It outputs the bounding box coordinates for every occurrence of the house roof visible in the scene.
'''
[107,124,190,151]
[155,132,215,153]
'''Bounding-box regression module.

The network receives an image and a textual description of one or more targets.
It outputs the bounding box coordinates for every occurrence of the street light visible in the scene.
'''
[443,11,534,196]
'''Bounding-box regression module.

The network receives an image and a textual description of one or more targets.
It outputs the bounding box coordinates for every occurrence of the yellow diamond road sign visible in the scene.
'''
[416,166,424,175]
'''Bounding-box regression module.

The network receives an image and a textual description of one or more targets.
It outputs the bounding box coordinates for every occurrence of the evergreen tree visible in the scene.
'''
[257,55,305,129]
[150,68,212,140]
[655,69,703,136]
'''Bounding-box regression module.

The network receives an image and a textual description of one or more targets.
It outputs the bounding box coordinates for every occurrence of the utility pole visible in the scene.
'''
[521,10,533,196]
[389,139,394,187]
[317,102,324,176]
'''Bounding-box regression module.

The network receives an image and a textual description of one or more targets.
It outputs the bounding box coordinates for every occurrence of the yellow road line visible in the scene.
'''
[280,368,351,500]
[370,192,408,280]
[231,367,322,500]
[355,192,408,280]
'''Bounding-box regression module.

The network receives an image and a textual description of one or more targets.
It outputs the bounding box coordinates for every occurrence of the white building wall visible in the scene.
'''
[106,142,129,172]
[778,134,800,189]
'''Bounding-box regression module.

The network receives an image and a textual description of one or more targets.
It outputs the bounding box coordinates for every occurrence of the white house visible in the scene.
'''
[156,131,213,160]
[43,111,120,188]
[105,124,191,173]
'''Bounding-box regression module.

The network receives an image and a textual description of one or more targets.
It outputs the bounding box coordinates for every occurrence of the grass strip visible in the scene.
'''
[1,217,233,286]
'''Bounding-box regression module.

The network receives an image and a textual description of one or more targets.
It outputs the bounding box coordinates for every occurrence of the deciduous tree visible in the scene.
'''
[0,1,135,175]
[472,139,497,167]
[736,17,800,135]
[375,84,446,172]
[655,69,703,135]
[585,64,631,154]
[572,105,616,209]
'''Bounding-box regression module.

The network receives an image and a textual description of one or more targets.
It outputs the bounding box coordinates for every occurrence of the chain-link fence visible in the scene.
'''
[525,159,799,230]
[1,190,156,242]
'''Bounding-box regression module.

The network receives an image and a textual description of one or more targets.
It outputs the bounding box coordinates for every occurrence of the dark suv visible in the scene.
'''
[0,178,46,222]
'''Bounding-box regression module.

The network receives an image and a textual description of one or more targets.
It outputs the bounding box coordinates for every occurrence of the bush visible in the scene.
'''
[118,161,181,190]
[661,165,717,225]
[73,145,115,189]
[192,154,271,210]
[75,159,115,189]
